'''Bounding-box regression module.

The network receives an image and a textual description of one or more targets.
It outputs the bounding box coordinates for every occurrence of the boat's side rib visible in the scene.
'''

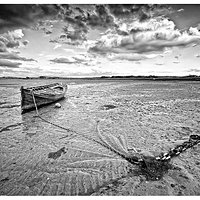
[21,98,65,114]
[27,83,59,90]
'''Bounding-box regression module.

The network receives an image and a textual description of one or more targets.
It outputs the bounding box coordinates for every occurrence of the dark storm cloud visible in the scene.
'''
[87,5,115,28]
[56,4,116,45]
[109,4,151,22]
[50,5,89,45]
[64,14,88,31]
[108,4,137,17]
[0,4,62,33]
[108,4,171,21]
[2,4,199,64]
[0,59,21,68]
[0,52,37,62]
[0,4,173,48]
[63,4,115,29]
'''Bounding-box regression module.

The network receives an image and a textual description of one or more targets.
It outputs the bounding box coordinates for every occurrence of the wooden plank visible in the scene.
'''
[27,83,59,90]
[21,83,67,113]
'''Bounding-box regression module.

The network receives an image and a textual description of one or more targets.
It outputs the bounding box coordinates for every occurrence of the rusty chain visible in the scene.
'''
[155,134,200,162]
[125,134,200,180]
[126,134,200,166]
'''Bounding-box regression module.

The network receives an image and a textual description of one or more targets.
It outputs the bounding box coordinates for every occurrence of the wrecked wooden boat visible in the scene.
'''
[21,83,67,114]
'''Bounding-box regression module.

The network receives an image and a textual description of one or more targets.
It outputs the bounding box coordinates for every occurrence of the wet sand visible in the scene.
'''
[0,79,200,195]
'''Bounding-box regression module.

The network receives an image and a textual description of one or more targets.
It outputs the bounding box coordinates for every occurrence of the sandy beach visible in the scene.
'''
[0,79,200,195]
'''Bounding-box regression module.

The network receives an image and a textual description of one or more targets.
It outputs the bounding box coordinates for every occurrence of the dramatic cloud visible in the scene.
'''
[0,52,36,62]
[0,5,175,50]
[87,5,115,28]
[49,5,89,45]
[0,29,25,52]
[0,59,21,68]
[108,4,171,22]
[63,4,115,29]
[49,4,172,46]
[89,18,200,60]
[0,5,62,33]
[0,4,174,49]
[0,4,171,32]
[1,4,200,77]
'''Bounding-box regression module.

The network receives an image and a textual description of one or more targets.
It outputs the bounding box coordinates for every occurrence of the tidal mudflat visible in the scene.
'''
[0,79,200,195]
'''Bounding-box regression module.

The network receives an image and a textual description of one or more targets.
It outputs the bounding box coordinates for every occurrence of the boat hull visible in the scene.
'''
[21,83,67,114]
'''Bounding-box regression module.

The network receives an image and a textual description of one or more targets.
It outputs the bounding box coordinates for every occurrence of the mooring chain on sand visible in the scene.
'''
[155,134,200,161]
[31,90,200,177]
[133,134,200,180]
[127,134,200,167]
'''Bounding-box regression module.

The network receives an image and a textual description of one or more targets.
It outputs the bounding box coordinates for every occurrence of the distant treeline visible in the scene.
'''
[99,75,200,81]
[0,75,200,81]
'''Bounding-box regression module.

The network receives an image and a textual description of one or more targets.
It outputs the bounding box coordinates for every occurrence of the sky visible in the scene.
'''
[0,3,200,77]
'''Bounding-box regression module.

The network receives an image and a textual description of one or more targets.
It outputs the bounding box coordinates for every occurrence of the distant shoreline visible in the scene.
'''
[0,75,200,81]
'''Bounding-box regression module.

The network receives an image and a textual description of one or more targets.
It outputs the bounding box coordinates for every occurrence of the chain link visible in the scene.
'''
[154,134,200,162]
[126,135,200,166]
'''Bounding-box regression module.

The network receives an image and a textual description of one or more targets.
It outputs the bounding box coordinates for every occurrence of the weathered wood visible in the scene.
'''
[21,83,68,114]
